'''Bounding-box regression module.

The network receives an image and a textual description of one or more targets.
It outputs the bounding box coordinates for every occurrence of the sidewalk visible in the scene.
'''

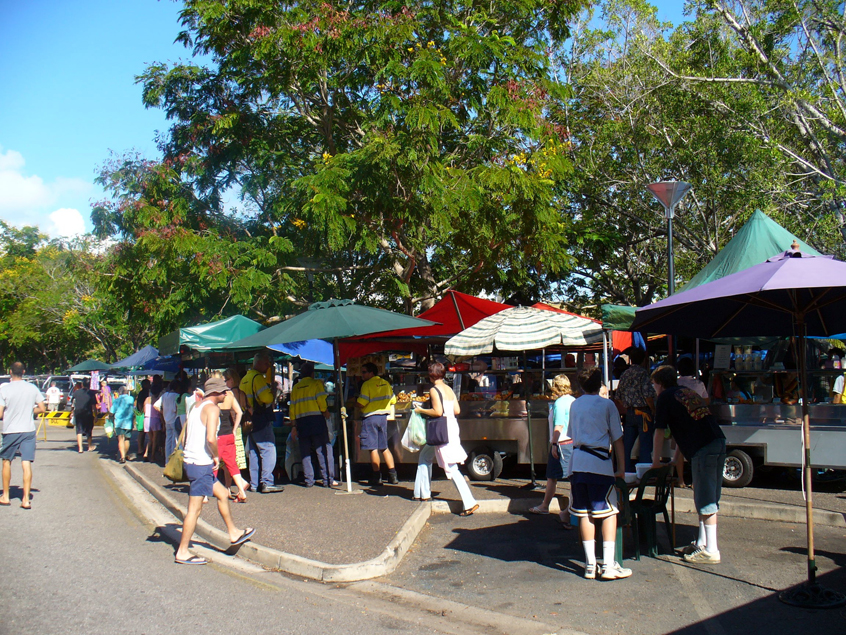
[121,452,846,582]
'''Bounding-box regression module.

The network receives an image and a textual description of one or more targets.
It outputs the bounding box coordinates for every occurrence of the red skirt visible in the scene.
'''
[217,434,239,478]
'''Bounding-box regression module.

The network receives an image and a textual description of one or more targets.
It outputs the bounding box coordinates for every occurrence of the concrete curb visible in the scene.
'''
[123,464,431,582]
[670,496,846,527]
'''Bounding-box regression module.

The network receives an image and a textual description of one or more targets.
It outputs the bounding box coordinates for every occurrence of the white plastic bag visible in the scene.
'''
[401,422,421,453]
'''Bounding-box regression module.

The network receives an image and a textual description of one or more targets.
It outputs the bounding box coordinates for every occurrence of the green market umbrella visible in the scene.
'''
[66,359,113,373]
[228,299,438,493]
[227,299,437,350]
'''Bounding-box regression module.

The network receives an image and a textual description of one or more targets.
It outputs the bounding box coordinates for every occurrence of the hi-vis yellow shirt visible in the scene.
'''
[290,377,328,421]
[357,376,396,418]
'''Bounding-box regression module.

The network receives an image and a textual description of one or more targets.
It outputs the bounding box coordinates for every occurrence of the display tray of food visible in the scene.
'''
[395,390,430,410]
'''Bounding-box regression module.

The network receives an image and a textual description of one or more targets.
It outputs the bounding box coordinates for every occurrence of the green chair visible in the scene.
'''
[629,464,674,559]
[614,476,635,564]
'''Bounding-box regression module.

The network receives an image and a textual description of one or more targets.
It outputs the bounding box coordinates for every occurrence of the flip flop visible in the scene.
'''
[230,527,255,547]
[20,503,31,510]
[174,555,208,565]
[0,501,10,506]
[459,504,480,517]
[529,506,550,515]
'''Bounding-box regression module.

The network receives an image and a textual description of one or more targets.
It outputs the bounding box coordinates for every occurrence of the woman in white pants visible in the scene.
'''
[413,362,479,516]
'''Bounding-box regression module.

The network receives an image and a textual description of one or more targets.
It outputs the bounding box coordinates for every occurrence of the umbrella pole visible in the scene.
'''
[334,341,356,495]
[524,350,539,489]
[779,326,845,607]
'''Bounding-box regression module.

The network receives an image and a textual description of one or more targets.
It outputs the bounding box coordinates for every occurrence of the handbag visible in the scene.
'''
[163,420,188,482]
[425,387,450,446]
[134,408,144,431]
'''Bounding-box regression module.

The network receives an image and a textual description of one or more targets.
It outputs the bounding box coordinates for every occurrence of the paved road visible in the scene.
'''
[0,431,531,635]
[383,508,846,635]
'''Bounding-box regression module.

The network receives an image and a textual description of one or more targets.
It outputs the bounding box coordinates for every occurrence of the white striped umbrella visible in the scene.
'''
[444,306,603,356]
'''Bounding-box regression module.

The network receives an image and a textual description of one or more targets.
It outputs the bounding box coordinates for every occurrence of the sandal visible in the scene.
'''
[175,555,208,565]
[529,505,550,515]
[459,504,479,517]
[231,527,256,546]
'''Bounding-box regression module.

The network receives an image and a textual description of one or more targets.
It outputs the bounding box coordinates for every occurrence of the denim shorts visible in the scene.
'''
[360,414,388,451]
[569,472,618,519]
[545,442,573,480]
[691,438,726,515]
[184,462,215,498]
[0,431,36,462]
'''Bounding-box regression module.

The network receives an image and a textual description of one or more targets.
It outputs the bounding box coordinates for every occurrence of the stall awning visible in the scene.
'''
[338,290,511,362]
[158,315,264,356]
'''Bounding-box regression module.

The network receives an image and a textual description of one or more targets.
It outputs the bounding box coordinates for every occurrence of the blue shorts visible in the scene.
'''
[115,425,133,439]
[691,438,726,515]
[545,442,573,480]
[569,472,618,519]
[0,431,36,462]
[360,415,388,451]
[184,463,215,498]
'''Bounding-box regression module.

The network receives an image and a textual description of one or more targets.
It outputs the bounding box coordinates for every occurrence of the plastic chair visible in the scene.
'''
[629,465,674,559]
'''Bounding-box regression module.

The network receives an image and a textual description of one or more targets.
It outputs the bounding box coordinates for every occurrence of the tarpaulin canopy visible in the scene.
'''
[110,345,159,369]
[680,210,820,292]
[158,315,264,356]
[66,359,112,372]
[601,210,819,331]
[338,290,511,362]
[601,304,637,331]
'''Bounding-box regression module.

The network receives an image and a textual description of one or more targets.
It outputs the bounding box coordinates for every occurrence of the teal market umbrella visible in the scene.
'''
[228,299,438,493]
[67,359,113,372]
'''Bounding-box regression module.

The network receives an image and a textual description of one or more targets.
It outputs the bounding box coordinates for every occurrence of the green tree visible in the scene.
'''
[128,0,588,313]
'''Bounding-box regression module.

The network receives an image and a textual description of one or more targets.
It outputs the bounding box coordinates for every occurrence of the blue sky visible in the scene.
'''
[0,0,687,239]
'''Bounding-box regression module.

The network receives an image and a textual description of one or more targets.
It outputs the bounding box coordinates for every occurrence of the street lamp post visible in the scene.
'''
[646,181,692,364]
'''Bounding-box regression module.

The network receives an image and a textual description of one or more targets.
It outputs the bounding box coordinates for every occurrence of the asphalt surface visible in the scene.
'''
[0,430,489,635]
[383,509,846,635]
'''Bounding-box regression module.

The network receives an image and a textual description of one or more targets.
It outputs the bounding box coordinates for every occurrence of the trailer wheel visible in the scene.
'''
[723,450,754,488]
[467,447,503,481]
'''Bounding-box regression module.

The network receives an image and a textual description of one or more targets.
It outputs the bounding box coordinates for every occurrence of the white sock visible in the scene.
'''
[697,520,706,546]
[602,541,616,569]
[704,523,718,553]
[582,540,596,566]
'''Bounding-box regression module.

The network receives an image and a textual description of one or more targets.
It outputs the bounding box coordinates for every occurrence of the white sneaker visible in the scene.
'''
[683,547,721,564]
[584,563,596,579]
[680,542,704,555]
[600,562,633,580]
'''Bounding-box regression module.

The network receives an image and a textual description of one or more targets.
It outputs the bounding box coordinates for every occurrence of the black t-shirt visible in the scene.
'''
[654,386,725,458]
[72,389,94,416]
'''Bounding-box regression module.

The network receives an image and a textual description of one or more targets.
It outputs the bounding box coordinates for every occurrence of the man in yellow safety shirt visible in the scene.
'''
[290,362,336,488]
[240,352,283,493]
[357,362,398,486]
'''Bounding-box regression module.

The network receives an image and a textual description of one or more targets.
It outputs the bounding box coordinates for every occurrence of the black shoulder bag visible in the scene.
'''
[425,386,450,446]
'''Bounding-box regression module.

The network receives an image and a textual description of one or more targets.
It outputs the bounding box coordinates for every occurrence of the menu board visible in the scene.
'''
[713,345,732,370]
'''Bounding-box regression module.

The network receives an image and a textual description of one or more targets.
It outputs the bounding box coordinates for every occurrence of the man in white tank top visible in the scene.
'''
[174,378,256,565]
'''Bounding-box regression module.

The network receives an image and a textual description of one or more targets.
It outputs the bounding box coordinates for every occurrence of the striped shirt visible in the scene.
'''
[357,376,396,418]
[290,377,328,421]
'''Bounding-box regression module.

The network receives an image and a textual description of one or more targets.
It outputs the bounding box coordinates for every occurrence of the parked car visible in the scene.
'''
[40,376,74,410]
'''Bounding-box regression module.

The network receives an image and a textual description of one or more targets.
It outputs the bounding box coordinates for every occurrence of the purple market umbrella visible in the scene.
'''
[632,246,846,608]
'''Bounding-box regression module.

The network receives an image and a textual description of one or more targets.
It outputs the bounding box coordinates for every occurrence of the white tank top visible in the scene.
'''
[183,400,215,466]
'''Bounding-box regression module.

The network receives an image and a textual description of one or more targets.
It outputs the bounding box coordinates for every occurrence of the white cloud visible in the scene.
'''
[48,208,86,238]
[0,145,94,238]
[0,148,25,171]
